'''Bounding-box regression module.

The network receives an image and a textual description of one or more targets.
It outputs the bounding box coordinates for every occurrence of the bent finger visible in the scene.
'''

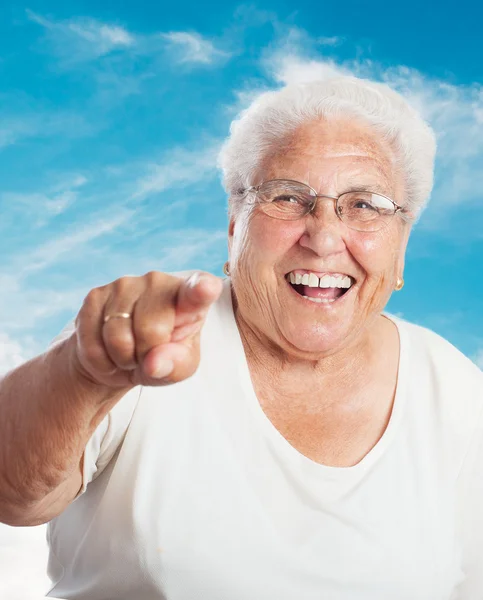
[141,339,199,385]
[174,272,223,327]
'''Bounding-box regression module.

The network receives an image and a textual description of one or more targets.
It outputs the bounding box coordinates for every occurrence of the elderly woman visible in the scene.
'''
[1,77,482,600]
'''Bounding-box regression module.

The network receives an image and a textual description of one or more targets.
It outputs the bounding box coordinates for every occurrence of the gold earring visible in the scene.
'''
[395,277,404,291]
[223,261,231,276]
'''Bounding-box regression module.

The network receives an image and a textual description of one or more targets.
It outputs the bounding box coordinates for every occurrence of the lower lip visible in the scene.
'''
[285,278,355,308]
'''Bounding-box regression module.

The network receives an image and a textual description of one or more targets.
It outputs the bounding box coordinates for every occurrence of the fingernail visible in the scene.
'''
[151,358,174,379]
[187,272,200,288]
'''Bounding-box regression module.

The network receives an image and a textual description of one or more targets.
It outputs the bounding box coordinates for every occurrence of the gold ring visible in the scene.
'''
[103,312,132,324]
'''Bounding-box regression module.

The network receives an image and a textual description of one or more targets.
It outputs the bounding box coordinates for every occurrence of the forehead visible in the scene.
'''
[259,117,398,192]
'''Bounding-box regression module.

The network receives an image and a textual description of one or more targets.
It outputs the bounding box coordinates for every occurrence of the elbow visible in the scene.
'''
[0,500,51,527]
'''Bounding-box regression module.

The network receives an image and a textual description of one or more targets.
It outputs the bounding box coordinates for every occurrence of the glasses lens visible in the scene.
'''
[256,180,315,220]
[338,192,396,231]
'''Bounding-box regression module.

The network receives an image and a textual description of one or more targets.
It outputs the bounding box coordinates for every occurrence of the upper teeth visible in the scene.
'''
[288,272,353,288]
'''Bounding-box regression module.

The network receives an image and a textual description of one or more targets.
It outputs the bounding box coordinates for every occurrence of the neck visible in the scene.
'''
[232,289,396,412]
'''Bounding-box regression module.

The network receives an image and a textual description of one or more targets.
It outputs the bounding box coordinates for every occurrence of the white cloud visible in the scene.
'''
[68,22,134,48]
[269,54,348,85]
[0,110,94,150]
[0,272,81,342]
[43,191,75,216]
[316,35,343,47]
[51,174,88,192]
[130,142,221,200]
[157,229,227,269]
[0,332,34,374]
[0,118,35,149]
[26,9,134,63]
[0,135,225,345]
[258,27,483,226]
[0,288,85,333]
[22,210,134,274]
[160,31,230,65]
[1,176,87,225]
[27,10,230,69]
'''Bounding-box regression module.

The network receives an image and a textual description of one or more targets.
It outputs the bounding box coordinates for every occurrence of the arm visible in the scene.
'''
[0,271,222,527]
[0,335,128,526]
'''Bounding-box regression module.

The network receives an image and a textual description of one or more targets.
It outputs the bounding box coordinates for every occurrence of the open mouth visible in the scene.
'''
[285,271,355,304]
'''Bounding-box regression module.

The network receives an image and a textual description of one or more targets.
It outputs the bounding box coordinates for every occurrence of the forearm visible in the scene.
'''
[0,334,127,514]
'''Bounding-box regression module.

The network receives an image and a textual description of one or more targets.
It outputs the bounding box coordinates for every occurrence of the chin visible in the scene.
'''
[282,321,353,356]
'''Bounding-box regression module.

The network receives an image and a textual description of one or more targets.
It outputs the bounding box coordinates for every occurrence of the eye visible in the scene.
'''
[353,199,378,211]
[273,194,304,204]
[340,193,384,214]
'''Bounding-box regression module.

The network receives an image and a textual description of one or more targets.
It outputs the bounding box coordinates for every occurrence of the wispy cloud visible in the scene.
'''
[257,26,483,230]
[0,108,95,150]
[0,175,88,226]
[160,31,230,65]
[130,142,221,200]
[26,9,135,63]
[22,210,134,274]
[316,35,344,47]
[0,332,36,375]
[27,9,231,69]
[0,132,226,349]
[157,228,227,269]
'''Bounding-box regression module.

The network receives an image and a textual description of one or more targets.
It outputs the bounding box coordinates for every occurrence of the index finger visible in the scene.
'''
[174,272,223,327]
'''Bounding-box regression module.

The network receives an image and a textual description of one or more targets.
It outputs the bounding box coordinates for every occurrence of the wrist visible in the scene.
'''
[59,333,133,407]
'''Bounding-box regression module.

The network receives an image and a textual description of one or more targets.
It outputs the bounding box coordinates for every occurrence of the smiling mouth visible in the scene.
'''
[285,271,355,304]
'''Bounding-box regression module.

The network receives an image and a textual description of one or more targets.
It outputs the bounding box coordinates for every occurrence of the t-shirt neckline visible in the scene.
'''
[221,277,409,479]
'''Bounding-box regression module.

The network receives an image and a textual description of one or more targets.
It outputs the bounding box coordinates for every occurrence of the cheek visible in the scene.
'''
[352,234,400,277]
[247,215,302,257]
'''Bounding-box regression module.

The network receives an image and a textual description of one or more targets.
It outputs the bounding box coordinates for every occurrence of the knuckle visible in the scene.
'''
[81,286,111,314]
[83,287,103,307]
[144,270,160,281]
[76,306,92,328]
[104,330,134,355]
[112,275,138,294]
[136,319,171,344]
[144,270,165,287]
[80,342,107,368]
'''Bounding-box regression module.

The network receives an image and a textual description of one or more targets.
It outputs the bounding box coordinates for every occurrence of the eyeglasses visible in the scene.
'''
[239,179,405,232]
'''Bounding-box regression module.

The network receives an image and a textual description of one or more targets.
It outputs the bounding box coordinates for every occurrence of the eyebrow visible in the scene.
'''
[343,175,393,197]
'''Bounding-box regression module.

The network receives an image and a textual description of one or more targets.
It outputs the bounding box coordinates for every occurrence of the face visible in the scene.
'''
[228,117,411,358]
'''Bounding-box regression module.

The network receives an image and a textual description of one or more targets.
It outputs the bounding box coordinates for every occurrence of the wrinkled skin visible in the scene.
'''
[226,117,412,466]
[228,117,410,363]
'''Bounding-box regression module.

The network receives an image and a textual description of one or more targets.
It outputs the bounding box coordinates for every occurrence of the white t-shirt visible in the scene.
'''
[46,277,483,600]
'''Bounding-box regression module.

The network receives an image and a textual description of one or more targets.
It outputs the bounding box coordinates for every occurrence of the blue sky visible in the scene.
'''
[0,1,483,597]
[0,1,481,376]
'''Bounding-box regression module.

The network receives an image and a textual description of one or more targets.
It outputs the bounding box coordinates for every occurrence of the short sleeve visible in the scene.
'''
[49,321,142,498]
[48,319,76,349]
[75,386,141,497]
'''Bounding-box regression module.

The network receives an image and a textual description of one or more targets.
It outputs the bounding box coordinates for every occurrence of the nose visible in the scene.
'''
[298,197,347,257]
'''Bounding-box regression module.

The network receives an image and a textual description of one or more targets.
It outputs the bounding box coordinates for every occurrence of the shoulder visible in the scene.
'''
[390,315,483,432]
[395,316,482,384]
[390,317,483,477]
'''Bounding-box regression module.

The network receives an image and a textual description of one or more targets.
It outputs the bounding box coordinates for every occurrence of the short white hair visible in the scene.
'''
[218,76,437,220]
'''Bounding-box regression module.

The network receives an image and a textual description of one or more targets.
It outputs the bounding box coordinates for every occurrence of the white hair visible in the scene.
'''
[218,76,437,221]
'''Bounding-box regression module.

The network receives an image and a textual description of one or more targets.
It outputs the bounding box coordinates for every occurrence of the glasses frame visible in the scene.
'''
[240,179,405,232]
